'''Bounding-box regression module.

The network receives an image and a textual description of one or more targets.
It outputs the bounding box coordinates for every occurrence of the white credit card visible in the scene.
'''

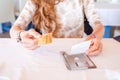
[70,40,92,54]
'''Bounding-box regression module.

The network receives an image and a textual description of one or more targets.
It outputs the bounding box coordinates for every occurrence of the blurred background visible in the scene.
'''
[0,0,120,38]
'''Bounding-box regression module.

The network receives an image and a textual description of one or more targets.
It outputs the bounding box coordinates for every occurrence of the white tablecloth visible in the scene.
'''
[0,38,120,80]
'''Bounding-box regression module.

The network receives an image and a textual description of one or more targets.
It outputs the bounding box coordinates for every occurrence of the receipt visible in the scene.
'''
[70,40,92,54]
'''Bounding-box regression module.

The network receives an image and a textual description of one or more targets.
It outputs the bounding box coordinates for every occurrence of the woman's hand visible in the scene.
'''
[20,29,41,50]
[85,35,103,56]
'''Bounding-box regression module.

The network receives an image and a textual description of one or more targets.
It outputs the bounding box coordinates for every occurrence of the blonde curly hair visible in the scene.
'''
[32,0,63,37]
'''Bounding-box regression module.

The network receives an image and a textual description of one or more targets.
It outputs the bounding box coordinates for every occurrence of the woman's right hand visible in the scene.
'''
[20,29,41,50]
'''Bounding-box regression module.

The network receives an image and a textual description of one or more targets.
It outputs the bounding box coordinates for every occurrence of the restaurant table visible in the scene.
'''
[0,38,120,80]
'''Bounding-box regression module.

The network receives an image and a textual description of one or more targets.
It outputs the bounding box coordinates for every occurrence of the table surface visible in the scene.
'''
[0,38,120,80]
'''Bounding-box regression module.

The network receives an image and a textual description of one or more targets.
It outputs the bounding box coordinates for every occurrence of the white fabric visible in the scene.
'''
[0,38,120,80]
[14,0,102,38]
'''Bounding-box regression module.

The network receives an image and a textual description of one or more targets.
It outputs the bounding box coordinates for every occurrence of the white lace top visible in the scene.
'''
[13,0,102,38]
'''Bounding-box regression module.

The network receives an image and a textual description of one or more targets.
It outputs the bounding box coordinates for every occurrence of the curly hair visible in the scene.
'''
[31,0,63,37]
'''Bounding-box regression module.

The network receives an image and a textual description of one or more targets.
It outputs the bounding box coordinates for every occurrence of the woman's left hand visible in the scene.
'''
[85,38,103,56]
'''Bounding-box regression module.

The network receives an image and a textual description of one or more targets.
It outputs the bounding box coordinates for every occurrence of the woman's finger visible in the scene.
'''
[19,29,41,50]
[89,39,100,52]
[21,36,39,49]
[86,39,99,54]
[87,42,102,56]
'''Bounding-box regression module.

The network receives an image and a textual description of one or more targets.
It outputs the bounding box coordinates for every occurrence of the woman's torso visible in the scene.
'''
[14,0,85,38]
[54,0,84,38]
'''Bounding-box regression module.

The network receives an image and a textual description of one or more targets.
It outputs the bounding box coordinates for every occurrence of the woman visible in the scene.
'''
[10,0,104,56]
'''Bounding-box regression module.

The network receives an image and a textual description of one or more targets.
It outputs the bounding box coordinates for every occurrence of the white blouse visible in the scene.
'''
[13,0,102,38]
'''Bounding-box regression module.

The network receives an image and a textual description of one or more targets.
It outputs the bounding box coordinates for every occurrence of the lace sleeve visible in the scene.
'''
[83,0,103,29]
[13,0,37,29]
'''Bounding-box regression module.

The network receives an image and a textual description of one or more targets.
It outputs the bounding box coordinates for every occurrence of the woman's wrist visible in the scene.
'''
[90,33,103,40]
[15,30,25,42]
[92,23,104,40]
[90,34,96,38]
[85,34,96,40]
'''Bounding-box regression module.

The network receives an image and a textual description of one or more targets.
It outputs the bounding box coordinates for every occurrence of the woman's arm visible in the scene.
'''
[10,0,41,50]
[86,23,104,40]
[10,0,37,39]
[83,0,104,39]
[83,0,104,56]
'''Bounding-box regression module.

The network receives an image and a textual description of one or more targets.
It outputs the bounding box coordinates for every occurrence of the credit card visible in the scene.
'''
[38,33,52,46]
